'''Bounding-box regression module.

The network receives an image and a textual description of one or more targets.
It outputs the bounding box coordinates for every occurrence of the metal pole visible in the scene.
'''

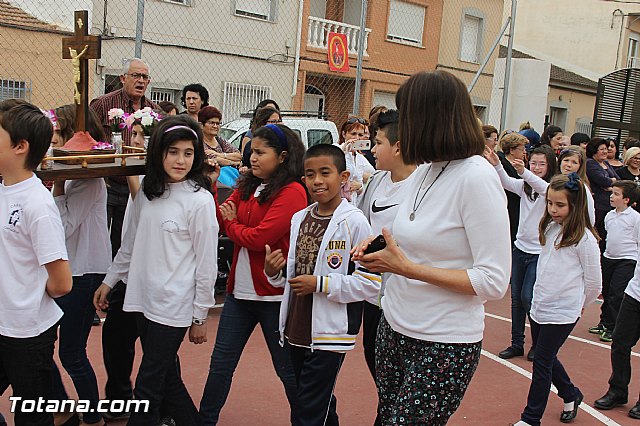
[468,17,510,92]
[352,0,368,116]
[134,0,144,58]
[500,0,517,131]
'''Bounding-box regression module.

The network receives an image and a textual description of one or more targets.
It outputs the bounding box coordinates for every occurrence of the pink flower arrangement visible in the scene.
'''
[91,141,114,150]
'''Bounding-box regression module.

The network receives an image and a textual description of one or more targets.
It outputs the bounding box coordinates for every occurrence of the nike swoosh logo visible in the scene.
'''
[371,201,398,213]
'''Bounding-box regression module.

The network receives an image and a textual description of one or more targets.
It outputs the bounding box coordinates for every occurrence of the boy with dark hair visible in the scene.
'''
[0,102,73,425]
[356,109,418,425]
[595,182,640,419]
[591,180,640,342]
[265,143,381,425]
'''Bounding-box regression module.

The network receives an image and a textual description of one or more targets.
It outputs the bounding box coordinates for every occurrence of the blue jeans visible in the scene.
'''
[199,294,297,425]
[52,273,103,424]
[510,247,538,349]
[521,319,580,426]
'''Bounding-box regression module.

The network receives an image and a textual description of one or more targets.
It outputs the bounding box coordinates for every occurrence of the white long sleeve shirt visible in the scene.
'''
[494,164,548,254]
[381,156,512,344]
[54,179,111,276]
[604,207,640,260]
[530,222,602,324]
[104,181,219,327]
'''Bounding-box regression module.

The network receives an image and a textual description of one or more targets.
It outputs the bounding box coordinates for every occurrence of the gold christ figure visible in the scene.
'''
[70,45,88,104]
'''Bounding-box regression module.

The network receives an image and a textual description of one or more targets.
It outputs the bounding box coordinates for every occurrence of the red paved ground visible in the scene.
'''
[1,295,639,425]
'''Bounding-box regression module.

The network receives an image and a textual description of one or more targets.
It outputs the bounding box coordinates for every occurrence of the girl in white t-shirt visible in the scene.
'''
[514,173,601,426]
[94,115,219,425]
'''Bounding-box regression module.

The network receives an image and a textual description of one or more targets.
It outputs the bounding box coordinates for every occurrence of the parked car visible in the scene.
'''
[219,112,339,150]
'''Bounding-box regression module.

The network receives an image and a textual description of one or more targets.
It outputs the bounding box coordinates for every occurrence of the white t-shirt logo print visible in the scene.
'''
[161,219,180,233]
[371,200,398,213]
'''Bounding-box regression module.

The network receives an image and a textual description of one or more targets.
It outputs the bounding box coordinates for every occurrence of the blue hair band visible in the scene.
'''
[265,124,288,150]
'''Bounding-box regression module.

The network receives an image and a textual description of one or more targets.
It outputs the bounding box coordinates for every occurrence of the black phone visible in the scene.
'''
[364,234,387,254]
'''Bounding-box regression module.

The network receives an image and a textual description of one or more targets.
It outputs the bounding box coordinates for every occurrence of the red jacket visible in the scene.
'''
[220,182,307,296]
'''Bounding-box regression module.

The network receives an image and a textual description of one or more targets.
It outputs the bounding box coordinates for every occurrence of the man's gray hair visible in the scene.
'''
[122,58,150,75]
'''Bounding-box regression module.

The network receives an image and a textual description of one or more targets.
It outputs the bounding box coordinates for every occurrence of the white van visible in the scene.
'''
[219,115,339,150]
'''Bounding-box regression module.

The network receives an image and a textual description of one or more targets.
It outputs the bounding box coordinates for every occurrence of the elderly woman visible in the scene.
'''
[586,137,620,253]
[198,106,241,168]
[616,146,640,186]
[353,70,511,425]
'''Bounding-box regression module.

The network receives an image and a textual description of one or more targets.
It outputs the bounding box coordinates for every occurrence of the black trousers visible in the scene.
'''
[290,345,345,426]
[595,208,610,254]
[521,319,580,426]
[600,257,636,330]
[608,294,640,398]
[107,204,126,259]
[362,301,382,426]
[0,324,57,426]
[102,281,139,401]
[128,314,200,425]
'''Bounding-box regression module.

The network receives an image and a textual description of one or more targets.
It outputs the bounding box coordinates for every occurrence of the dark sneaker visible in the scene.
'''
[594,392,627,410]
[629,402,640,419]
[102,409,131,421]
[499,346,524,359]
[158,417,176,426]
[589,323,606,334]
[527,347,535,362]
[600,330,613,343]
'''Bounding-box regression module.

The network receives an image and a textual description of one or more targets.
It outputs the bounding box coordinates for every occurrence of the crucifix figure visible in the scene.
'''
[62,10,101,132]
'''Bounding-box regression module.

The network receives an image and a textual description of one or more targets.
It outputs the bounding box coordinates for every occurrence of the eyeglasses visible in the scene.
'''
[126,73,150,81]
[347,117,369,125]
[266,119,282,124]
[205,121,221,127]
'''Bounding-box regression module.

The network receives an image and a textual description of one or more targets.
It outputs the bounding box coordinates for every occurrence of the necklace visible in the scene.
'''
[410,161,451,221]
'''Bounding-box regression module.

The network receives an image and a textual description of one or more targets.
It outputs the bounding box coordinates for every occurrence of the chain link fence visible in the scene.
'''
[1,0,509,132]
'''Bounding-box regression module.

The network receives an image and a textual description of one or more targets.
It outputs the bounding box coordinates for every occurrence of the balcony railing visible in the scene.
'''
[307,16,371,56]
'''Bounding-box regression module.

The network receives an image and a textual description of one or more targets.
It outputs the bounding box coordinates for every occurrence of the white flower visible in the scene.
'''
[141,115,154,126]
[108,108,124,120]
[141,107,152,113]
[133,110,144,119]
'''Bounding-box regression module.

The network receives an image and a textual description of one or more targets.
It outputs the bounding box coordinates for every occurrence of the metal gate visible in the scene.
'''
[592,68,640,143]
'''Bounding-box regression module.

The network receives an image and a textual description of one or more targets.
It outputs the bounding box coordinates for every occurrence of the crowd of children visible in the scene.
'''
[2,67,640,426]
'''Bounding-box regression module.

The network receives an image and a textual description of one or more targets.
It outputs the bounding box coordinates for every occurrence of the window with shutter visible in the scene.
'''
[460,15,481,63]
[235,0,274,21]
[386,0,425,46]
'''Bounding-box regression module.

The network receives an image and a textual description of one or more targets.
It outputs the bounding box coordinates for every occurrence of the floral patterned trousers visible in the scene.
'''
[375,315,482,425]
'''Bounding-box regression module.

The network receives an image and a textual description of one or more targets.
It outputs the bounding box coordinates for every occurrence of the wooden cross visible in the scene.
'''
[62,10,101,132]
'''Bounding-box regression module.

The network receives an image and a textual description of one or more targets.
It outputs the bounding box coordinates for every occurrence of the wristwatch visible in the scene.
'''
[192,317,206,326]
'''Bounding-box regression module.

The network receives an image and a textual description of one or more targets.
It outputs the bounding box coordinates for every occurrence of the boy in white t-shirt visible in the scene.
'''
[592,180,640,342]
[0,101,72,425]
[356,109,417,425]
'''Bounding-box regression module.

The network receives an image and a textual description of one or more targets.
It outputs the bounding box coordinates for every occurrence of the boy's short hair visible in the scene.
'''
[304,144,346,173]
[612,180,640,206]
[0,103,53,171]
[375,109,399,145]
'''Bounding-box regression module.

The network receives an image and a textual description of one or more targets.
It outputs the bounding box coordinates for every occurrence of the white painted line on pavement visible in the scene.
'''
[485,312,640,358]
[481,349,623,426]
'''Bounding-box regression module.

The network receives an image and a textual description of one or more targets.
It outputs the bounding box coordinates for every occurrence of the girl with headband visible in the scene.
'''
[200,123,307,425]
[94,115,219,425]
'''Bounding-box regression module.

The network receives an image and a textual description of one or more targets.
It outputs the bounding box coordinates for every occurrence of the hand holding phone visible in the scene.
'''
[353,139,371,151]
[364,234,386,254]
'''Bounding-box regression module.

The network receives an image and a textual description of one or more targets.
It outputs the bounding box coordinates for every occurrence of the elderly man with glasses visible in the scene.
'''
[89,58,159,422]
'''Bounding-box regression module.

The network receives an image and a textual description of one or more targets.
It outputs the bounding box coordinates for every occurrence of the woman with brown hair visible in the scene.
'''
[352,70,511,425]
[197,106,241,168]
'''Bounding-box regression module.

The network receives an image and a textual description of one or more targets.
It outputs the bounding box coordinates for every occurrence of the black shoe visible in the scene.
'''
[589,323,606,334]
[499,346,524,359]
[629,402,640,419]
[560,390,583,423]
[92,312,101,326]
[600,330,613,343]
[594,391,628,410]
[527,347,535,362]
[60,413,80,426]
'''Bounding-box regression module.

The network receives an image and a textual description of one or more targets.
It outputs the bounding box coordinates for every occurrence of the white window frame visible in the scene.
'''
[386,0,426,47]
[222,82,273,123]
[158,0,193,6]
[150,88,179,105]
[0,78,31,101]
[233,0,276,22]
[459,8,485,64]
[628,32,639,68]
